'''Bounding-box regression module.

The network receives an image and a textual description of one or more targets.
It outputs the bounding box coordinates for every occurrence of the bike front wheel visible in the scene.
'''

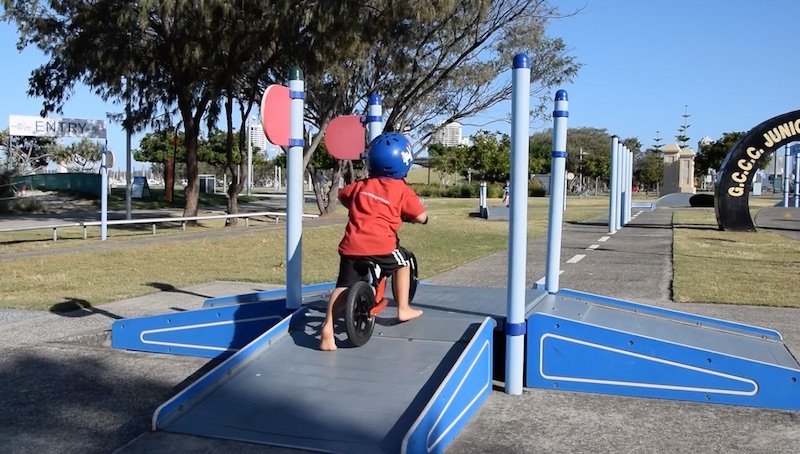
[345,281,376,347]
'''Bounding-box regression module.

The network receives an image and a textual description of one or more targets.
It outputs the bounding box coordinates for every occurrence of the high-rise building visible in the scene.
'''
[431,122,462,147]
[248,122,267,151]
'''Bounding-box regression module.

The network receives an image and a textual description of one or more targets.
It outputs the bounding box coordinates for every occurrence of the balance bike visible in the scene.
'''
[344,251,419,347]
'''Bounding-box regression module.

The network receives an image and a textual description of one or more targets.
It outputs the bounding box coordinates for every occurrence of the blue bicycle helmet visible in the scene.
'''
[367,132,414,179]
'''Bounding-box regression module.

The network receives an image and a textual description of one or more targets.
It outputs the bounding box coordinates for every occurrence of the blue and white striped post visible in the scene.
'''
[614,142,625,230]
[608,136,619,234]
[795,152,800,208]
[620,144,626,226]
[286,67,305,310]
[366,93,383,143]
[783,145,791,207]
[619,144,628,228]
[626,146,633,223]
[546,90,569,294]
[505,53,530,396]
[100,143,108,240]
[479,181,488,218]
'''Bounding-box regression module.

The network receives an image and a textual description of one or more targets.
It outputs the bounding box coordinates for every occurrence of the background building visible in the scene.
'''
[431,122,462,147]
[248,122,267,151]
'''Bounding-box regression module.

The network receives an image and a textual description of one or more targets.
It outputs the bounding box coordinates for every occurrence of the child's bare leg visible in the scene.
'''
[320,287,347,351]
[392,265,423,322]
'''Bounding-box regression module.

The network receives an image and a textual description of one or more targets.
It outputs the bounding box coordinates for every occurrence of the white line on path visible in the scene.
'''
[598,236,610,242]
[535,270,564,285]
[567,254,585,264]
[586,244,599,250]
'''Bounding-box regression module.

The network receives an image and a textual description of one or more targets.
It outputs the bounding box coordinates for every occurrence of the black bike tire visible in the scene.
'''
[345,280,376,347]
[408,250,419,303]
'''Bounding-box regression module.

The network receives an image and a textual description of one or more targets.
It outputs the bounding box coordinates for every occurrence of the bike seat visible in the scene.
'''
[353,259,384,283]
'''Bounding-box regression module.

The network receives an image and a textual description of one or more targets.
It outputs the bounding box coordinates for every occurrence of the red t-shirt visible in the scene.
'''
[337,177,426,256]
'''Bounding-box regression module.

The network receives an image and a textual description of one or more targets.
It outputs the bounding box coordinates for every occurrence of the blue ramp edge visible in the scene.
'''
[403,317,495,454]
[111,298,287,358]
[526,290,800,411]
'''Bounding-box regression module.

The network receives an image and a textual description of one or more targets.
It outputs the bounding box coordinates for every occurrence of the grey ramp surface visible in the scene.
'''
[412,284,545,323]
[536,293,799,369]
[162,304,486,453]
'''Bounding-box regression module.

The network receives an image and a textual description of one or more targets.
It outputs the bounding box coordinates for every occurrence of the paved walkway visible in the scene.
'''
[2,206,800,453]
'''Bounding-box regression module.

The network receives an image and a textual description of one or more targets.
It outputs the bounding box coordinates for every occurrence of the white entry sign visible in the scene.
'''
[9,115,107,139]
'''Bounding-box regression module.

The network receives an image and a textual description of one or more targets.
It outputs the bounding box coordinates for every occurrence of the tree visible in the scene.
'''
[635,150,664,193]
[530,127,615,191]
[427,143,469,186]
[0,129,55,174]
[694,132,747,177]
[467,131,511,182]
[52,138,104,172]
[290,0,580,215]
[3,0,293,221]
[676,105,691,148]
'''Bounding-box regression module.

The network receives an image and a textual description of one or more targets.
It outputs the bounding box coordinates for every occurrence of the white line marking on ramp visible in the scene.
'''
[535,270,564,285]
[587,244,599,250]
[567,254,585,264]
[598,236,610,242]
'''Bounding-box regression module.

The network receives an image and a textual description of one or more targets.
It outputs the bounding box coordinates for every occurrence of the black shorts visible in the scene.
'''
[336,247,412,288]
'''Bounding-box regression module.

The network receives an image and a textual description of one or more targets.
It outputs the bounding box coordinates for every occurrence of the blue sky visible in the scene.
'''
[2,0,799,170]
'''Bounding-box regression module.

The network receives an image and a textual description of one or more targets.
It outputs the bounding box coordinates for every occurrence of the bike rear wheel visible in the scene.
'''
[408,250,419,303]
[345,281,376,347]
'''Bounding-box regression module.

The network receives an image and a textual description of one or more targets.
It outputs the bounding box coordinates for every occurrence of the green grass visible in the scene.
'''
[672,207,800,307]
[3,192,799,311]
[0,197,606,311]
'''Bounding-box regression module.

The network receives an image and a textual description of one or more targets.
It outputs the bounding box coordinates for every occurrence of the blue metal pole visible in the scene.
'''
[627,147,633,223]
[615,141,624,232]
[619,144,627,228]
[505,53,530,396]
[783,145,791,207]
[367,93,383,143]
[286,67,305,310]
[795,153,800,208]
[101,143,108,240]
[608,136,619,234]
[479,181,487,218]
[621,145,627,225]
[546,90,568,294]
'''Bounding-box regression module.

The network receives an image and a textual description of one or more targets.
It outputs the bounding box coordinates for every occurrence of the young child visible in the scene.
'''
[319,132,428,351]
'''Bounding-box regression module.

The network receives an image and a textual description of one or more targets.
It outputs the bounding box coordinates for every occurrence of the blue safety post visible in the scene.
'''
[546,90,568,294]
[100,143,108,240]
[794,153,800,208]
[624,145,631,225]
[366,93,383,143]
[628,146,634,223]
[505,53,530,396]
[615,141,624,232]
[783,145,791,207]
[619,144,628,228]
[286,67,305,310]
[608,136,619,234]
[479,181,487,218]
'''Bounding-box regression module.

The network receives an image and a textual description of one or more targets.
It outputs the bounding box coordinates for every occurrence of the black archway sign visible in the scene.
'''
[715,110,800,231]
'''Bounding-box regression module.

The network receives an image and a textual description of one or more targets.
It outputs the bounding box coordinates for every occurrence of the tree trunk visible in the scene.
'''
[183,122,200,222]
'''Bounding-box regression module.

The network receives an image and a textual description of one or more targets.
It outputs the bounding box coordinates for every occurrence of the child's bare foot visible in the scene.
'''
[319,323,337,351]
[397,307,423,323]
